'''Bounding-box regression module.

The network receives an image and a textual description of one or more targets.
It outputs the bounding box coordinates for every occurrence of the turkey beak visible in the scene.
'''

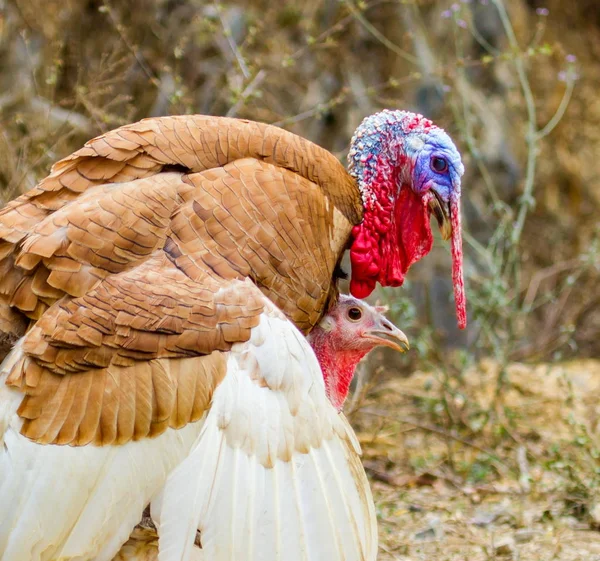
[428,191,452,241]
[364,319,410,353]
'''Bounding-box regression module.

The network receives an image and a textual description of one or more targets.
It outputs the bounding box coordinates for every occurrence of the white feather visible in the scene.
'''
[155,301,377,561]
[0,296,377,561]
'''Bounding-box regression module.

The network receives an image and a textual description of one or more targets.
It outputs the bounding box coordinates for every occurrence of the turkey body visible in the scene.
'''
[0,116,361,352]
[0,293,376,561]
[0,116,370,561]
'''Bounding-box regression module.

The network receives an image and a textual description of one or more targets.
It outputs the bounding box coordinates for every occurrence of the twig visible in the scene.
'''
[528,19,548,51]
[536,77,575,140]
[491,0,538,246]
[360,409,513,475]
[343,0,419,65]
[516,445,531,493]
[523,258,582,310]
[449,12,503,208]
[289,13,354,61]
[270,90,349,128]
[468,21,501,57]
[29,97,92,133]
[463,231,500,275]
[101,1,160,87]
[0,117,79,199]
[19,30,40,99]
[214,1,250,79]
[226,70,266,117]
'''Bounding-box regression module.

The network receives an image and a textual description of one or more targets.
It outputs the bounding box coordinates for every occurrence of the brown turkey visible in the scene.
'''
[0,110,465,561]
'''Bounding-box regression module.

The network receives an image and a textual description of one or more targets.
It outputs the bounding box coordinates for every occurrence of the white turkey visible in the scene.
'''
[111,295,408,561]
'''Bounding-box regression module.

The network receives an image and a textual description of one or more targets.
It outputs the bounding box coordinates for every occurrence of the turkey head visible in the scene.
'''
[308,294,409,410]
[347,110,466,328]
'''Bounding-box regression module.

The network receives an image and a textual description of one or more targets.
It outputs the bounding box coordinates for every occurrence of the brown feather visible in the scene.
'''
[12,352,225,445]
[0,115,362,445]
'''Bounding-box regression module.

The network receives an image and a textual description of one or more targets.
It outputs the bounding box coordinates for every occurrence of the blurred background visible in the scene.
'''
[1,0,599,558]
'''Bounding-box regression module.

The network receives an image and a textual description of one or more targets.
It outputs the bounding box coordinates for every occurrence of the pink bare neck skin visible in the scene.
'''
[310,333,369,410]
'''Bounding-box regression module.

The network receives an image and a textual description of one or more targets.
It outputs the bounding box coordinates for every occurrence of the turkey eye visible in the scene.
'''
[431,156,448,173]
[347,307,362,321]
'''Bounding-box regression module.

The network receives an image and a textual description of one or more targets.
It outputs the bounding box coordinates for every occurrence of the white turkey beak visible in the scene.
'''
[363,318,409,353]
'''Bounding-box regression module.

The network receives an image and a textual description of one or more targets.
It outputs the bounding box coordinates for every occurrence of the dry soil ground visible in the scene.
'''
[352,360,600,561]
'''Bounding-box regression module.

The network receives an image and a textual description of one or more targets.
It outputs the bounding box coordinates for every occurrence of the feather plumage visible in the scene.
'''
[0,294,376,561]
[154,300,376,561]
[0,111,463,561]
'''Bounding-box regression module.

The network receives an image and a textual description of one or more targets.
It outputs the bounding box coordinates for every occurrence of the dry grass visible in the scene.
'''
[350,359,600,560]
[374,485,600,561]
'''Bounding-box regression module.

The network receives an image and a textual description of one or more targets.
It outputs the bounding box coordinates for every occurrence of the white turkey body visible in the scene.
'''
[0,293,376,561]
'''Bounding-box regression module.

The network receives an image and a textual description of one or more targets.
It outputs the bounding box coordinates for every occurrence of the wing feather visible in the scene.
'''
[0,347,220,561]
[154,300,377,561]
[0,115,360,359]
[12,351,227,446]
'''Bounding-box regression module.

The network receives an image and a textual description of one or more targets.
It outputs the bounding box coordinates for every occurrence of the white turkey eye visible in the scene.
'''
[347,307,362,321]
[431,156,448,174]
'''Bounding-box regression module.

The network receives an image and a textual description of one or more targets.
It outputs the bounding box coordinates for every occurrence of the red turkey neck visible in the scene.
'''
[309,330,370,411]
